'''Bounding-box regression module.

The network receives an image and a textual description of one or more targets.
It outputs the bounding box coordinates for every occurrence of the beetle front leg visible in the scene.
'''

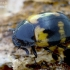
[31,46,37,64]
[31,46,37,58]
[20,47,29,56]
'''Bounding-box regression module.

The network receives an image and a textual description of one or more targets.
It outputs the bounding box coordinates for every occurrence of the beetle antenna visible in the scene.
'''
[9,28,15,31]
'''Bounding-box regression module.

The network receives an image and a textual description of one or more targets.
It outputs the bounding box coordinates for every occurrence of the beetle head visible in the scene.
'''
[12,34,35,49]
[12,35,22,48]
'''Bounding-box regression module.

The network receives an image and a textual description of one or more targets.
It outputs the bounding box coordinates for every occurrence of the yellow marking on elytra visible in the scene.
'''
[27,12,60,24]
[60,33,65,38]
[59,30,64,33]
[60,27,63,30]
[58,21,64,27]
[35,26,45,41]
[44,12,60,16]
[38,31,48,41]
[27,15,39,24]
[61,38,66,43]
[35,26,49,47]
[36,42,49,47]
[58,21,66,43]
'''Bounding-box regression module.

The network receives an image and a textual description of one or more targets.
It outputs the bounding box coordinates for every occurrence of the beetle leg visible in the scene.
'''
[20,47,29,55]
[31,46,37,58]
[63,48,70,66]
[57,44,67,50]
[44,47,59,61]
[43,47,52,53]
[57,44,69,64]
[31,46,37,64]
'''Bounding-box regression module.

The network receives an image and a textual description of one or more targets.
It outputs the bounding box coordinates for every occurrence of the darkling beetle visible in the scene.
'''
[12,12,70,65]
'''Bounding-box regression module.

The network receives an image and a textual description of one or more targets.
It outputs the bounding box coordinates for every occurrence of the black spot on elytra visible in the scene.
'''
[43,30,54,38]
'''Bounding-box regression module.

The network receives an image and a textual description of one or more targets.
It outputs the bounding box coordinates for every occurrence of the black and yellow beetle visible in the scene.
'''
[12,12,70,65]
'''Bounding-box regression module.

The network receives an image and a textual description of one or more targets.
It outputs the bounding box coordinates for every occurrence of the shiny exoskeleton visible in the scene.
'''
[12,12,70,65]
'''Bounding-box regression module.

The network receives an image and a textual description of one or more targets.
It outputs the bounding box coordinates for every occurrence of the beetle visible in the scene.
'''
[12,12,70,65]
